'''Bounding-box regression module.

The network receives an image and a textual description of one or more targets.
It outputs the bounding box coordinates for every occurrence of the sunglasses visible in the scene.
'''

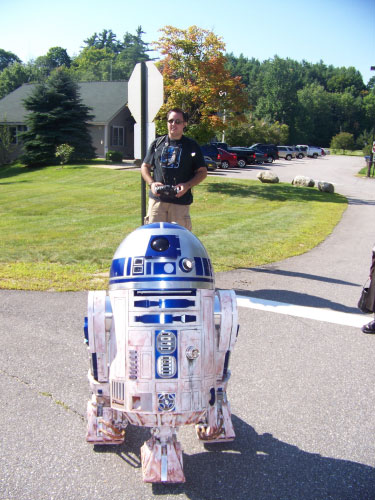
[167,119,184,125]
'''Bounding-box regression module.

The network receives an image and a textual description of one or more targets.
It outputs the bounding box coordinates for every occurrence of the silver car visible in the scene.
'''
[277,146,295,160]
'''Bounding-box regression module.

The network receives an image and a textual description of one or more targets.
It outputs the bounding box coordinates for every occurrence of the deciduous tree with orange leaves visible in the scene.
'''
[153,25,248,143]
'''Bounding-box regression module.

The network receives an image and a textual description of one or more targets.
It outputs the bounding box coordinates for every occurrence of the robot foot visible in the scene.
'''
[196,402,235,443]
[86,397,126,445]
[141,430,185,483]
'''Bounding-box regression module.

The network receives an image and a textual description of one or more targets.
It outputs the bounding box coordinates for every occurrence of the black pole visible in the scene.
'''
[367,130,374,178]
[368,67,375,178]
[141,62,147,224]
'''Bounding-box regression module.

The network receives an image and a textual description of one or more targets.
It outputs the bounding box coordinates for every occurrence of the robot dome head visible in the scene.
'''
[109,222,214,291]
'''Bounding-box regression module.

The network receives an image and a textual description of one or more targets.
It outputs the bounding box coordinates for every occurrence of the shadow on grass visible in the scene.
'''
[0,164,35,180]
[206,181,347,203]
[0,161,95,180]
[0,162,60,180]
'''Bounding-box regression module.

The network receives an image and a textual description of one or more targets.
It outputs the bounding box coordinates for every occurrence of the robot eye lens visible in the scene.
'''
[151,237,170,252]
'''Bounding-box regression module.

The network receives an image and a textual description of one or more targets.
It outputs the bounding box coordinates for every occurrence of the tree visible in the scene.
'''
[225,114,289,146]
[153,25,248,143]
[70,47,115,81]
[294,83,336,145]
[0,48,21,71]
[83,29,122,53]
[330,132,355,153]
[326,66,365,96]
[362,92,375,131]
[333,91,364,136]
[255,56,302,130]
[356,129,374,155]
[71,27,151,81]
[367,76,375,91]
[0,62,33,98]
[113,26,151,79]
[34,47,71,78]
[225,53,262,108]
[21,68,95,167]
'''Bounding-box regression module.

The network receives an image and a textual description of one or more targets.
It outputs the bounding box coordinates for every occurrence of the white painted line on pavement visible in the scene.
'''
[236,295,371,328]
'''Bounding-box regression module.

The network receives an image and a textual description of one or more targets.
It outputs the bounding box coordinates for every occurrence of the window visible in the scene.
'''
[10,125,27,144]
[111,126,124,146]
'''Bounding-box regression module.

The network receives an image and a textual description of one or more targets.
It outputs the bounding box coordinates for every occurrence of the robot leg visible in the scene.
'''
[141,427,185,483]
[86,394,127,445]
[196,390,235,443]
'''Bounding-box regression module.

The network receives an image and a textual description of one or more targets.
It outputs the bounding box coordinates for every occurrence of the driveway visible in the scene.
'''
[1,155,375,499]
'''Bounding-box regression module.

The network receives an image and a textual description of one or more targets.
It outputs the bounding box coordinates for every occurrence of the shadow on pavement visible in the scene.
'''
[244,267,360,287]
[234,288,360,314]
[347,197,375,206]
[93,416,375,499]
[151,415,375,499]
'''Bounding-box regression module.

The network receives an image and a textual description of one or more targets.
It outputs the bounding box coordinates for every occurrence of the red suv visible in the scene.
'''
[217,148,238,168]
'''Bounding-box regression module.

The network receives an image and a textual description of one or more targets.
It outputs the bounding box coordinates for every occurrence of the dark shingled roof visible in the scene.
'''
[0,81,128,124]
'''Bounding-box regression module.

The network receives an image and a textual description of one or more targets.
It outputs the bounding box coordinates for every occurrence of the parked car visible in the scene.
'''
[294,146,306,159]
[277,146,295,160]
[201,144,220,162]
[204,156,218,171]
[210,142,259,167]
[296,145,322,158]
[201,144,238,168]
[237,147,268,165]
[285,146,306,159]
[217,148,238,168]
[250,143,279,162]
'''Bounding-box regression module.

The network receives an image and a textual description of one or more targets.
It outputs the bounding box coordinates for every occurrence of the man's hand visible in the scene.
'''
[174,184,188,198]
[150,182,163,196]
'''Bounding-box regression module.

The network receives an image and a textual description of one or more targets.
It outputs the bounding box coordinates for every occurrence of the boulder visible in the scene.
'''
[317,181,334,193]
[292,175,315,187]
[257,172,279,184]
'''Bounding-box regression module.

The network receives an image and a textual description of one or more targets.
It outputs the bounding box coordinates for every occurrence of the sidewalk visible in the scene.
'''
[215,155,374,321]
[89,159,139,170]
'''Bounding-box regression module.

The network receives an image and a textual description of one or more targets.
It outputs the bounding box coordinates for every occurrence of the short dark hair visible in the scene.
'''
[167,108,188,122]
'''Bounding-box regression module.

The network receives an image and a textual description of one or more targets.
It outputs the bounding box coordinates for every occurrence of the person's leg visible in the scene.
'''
[362,317,375,334]
[144,199,169,224]
[167,204,192,231]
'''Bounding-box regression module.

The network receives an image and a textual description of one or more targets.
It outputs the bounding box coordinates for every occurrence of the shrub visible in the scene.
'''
[106,150,123,163]
[55,144,74,166]
[330,132,355,154]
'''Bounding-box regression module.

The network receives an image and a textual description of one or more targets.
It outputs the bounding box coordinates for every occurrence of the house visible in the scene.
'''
[0,81,135,161]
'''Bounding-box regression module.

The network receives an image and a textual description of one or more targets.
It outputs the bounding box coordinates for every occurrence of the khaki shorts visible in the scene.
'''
[144,198,192,231]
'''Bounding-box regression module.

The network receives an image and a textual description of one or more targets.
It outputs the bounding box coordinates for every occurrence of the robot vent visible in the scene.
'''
[129,350,138,379]
[158,393,176,412]
[111,381,125,403]
[157,355,177,378]
[156,331,176,354]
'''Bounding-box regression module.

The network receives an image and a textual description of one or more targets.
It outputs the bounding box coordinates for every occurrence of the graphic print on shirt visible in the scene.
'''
[160,146,182,169]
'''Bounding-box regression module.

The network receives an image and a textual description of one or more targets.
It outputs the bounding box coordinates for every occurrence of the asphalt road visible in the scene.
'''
[1,155,375,500]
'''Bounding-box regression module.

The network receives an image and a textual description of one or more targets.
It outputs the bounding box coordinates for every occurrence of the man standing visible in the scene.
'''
[141,108,207,230]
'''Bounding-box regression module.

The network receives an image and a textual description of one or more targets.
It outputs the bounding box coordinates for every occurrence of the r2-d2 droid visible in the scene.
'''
[84,223,238,483]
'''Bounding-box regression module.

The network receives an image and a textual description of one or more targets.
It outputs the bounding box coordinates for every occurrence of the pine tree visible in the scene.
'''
[21,68,95,166]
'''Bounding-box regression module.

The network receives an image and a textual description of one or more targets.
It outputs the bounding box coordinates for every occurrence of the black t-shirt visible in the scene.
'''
[143,135,206,205]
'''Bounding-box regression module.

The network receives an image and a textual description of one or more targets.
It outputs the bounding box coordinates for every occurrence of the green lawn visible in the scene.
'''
[330,149,364,156]
[0,163,347,291]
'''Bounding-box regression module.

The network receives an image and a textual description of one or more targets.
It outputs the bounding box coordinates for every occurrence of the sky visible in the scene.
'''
[1,0,374,84]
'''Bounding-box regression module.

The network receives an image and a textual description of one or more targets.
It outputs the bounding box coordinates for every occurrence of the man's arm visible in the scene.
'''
[141,162,163,196]
[175,166,207,198]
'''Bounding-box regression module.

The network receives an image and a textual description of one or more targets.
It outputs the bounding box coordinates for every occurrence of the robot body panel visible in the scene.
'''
[84,223,238,482]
